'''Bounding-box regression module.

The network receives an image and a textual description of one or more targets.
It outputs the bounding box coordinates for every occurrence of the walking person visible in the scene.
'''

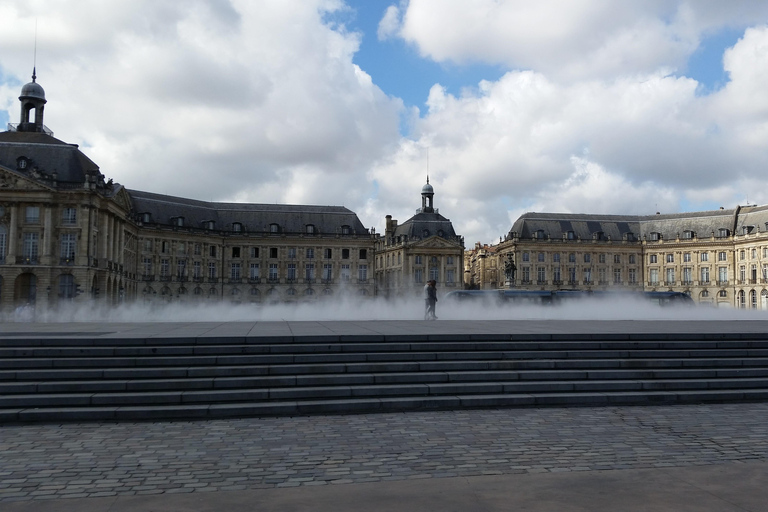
[424,280,438,320]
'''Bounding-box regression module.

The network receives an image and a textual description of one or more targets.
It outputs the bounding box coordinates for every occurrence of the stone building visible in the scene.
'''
[495,206,768,308]
[374,179,464,298]
[464,242,499,289]
[0,73,376,312]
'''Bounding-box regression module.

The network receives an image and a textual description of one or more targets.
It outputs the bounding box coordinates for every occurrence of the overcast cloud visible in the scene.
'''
[1,0,768,246]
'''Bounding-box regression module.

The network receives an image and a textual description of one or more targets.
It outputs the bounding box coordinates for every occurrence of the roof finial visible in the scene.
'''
[426,174,429,184]
[32,18,38,82]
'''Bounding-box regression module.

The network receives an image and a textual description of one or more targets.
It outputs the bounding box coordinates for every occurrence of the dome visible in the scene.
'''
[421,182,434,194]
[20,80,46,101]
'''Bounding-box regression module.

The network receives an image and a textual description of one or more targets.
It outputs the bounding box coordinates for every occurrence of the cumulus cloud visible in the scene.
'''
[0,0,402,211]
[377,4,401,41]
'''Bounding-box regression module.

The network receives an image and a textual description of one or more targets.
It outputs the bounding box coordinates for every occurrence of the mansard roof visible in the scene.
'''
[128,189,370,235]
[0,130,104,186]
[393,211,459,241]
[509,208,741,241]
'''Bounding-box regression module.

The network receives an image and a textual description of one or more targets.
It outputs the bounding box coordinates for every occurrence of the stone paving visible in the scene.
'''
[2,402,768,503]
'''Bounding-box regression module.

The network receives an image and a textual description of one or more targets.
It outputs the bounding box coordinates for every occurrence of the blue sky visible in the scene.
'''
[2,1,768,245]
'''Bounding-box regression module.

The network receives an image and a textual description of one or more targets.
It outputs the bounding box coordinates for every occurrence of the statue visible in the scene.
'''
[504,253,516,284]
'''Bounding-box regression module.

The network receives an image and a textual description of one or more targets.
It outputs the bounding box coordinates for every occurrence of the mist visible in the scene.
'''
[4,295,768,323]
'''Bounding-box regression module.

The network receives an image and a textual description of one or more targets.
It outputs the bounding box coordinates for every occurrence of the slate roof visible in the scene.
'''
[0,131,100,184]
[128,189,370,235]
[509,209,740,241]
[393,211,459,241]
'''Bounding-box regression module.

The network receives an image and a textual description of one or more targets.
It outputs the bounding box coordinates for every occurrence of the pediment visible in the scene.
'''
[414,236,462,249]
[0,166,55,192]
[113,187,132,211]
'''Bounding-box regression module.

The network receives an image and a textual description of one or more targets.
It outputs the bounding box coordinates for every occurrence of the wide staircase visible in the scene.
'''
[2,331,768,423]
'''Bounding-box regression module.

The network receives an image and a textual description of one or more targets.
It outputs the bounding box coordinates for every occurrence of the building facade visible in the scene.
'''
[495,207,768,308]
[0,74,378,312]
[374,180,464,298]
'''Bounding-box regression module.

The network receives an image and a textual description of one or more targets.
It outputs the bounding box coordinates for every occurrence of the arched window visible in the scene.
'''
[59,274,75,299]
[232,222,242,232]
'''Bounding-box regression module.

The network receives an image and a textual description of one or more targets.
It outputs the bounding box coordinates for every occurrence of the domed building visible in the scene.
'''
[0,72,377,312]
[375,178,464,298]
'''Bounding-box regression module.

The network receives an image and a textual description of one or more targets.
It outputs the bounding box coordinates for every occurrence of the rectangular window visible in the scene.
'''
[305,262,315,280]
[553,253,561,263]
[177,259,186,278]
[598,267,606,283]
[249,263,260,280]
[446,256,453,265]
[25,206,39,223]
[342,249,350,259]
[613,254,621,264]
[359,249,367,260]
[583,254,590,263]
[718,252,727,261]
[522,252,530,262]
[414,255,422,264]
[537,252,545,262]
[250,247,259,258]
[287,263,297,281]
[649,269,659,285]
[358,264,368,281]
[62,207,77,225]
[59,274,75,299]
[160,258,169,276]
[324,248,332,259]
[666,268,675,284]
[537,266,546,282]
[287,247,296,259]
[583,267,591,283]
[22,232,39,262]
[268,263,278,281]
[306,248,314,259]
[701,252,708,262]
[740,266,746,281]
[60,233,76,260]
[414,268,423,283]
[208,262,217,279]
[666,253,674,263]
[323,263,333,281]
[446,269,455,283]
[701,267,710,283]
[429,267,439,281]
[719,266,728,283]
[682,267,692,284]
[270,247,278,258]
[598,254,606,264]
[568,267,576,283]
[193,261,201,279]
[629,254,636,264]
[683,253,691,262]
[232,247,241,258]
[613,268,621,284]
[177,242,186,255]
[553,266,561,282]
[628,268,636,284]
[144,239,153,252]
[194,243,201,256]
[522,267,530,282]
[231,262,241,280]
[650,254,657,263]
[209,245,216,257]
[143,257,152,276]
[341,264,351,281]
[568,253,576,263]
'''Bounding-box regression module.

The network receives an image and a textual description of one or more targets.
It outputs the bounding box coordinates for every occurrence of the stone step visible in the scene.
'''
[5,388,768,423]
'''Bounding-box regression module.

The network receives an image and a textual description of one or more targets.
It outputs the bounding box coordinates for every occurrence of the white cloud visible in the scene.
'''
[397,0,768,82]
[377,4,401,41]
[0,0,402,214]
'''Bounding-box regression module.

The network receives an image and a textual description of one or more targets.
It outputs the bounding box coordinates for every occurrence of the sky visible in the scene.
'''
[1,0,768,246]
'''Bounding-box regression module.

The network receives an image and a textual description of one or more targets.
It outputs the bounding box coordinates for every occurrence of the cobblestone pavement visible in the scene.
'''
[2,403,768,503]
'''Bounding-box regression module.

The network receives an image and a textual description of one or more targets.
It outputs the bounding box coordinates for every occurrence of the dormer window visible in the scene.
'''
[232,222,242,232]
[16,156,29,170]
[437,230,444,237]
[717,228,729,238]
[649,232,660,241]
[535,229,545,240]
[565,231,575,240]
[624,232,636,242]
[422,229,430,237]
[270,223,279,233]
[173,217,184,227]
[341,225,350,235]
[204,220,215,230]
[306,224,315,235]
[741,225,753,235]
[142,212,151,223]
[592,231,604,241]
[682,230,694,239]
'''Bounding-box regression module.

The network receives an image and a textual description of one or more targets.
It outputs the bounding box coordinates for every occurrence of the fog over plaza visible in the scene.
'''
[2,1,768,246]
[3,295,765,324]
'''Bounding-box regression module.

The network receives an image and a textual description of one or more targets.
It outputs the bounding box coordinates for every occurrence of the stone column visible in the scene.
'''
[42,206,53,264]
[8,206,17,258]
